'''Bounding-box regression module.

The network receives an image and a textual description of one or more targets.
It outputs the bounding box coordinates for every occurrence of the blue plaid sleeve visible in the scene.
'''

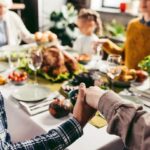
[9,118,83,150]
[0,92,83,150]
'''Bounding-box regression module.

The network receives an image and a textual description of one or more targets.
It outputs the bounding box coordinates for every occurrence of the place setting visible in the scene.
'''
[5,47,60,115]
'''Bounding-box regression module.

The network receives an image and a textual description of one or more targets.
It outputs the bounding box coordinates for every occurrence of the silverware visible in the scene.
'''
[30,102,50,111]
[27,92,60,112]
[129,87,150,100]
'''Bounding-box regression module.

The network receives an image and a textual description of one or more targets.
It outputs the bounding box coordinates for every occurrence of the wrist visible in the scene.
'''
[72,115,86,129]
[86,90,107,109]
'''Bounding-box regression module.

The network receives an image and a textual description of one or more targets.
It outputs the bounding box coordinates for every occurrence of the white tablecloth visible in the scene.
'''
[0,68,149,150]
[2,86,123,150]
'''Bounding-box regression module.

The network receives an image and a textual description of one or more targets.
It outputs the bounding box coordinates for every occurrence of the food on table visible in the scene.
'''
[71,70,101,87]
[8,71,28,84]
[0,75,7,85]
[114,66,148,83]
[138,55,150,75]
[69,89,78,106]
[61,81,79,94]
[34,31,57,44]
[19,45,80,82]
[49,98,73,118]
[77,53,91,64]
[115,66,137,82]
[41,46,79,76]
[136,70,148,83]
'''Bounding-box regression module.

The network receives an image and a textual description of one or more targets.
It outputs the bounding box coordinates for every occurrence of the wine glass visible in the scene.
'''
[28,48,43,85]
[107,54,122,89]
[8,50,20,70]
[94,43,104,70]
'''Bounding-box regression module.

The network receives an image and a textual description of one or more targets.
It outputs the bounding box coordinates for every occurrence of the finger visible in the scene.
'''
[88,86,94,89]
[77,83,86,102]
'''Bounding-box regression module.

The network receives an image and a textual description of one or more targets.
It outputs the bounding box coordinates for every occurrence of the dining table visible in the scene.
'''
[0,56,150,150]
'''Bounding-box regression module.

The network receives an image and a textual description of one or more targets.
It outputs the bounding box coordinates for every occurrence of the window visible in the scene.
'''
[102,0,126,9]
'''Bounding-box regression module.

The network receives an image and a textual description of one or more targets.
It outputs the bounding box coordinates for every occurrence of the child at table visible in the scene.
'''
[73,9,103,54]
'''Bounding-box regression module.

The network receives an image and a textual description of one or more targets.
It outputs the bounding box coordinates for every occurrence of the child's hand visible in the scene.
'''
[93,39,109,53]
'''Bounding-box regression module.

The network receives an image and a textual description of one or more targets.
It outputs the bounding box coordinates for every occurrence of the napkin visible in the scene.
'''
[19,91,64,116]
[89,112,107,128]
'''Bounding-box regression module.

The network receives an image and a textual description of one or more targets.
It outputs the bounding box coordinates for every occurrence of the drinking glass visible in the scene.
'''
[107,54,122,89]
[94,43,104,70]
[96,45,103,60]
[28,48,43,84]
[8,50,20,70]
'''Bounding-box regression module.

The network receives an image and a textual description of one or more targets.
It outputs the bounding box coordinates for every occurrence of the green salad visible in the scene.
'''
[138,55,150,75]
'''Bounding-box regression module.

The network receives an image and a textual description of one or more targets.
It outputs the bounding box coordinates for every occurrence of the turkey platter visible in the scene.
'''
[36,46,79,82]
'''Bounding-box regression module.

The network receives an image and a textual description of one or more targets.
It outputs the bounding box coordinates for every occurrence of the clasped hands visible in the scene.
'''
[73,83,106,128]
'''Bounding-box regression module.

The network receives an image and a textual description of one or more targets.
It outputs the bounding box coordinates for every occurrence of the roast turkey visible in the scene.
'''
[41,46,78,76]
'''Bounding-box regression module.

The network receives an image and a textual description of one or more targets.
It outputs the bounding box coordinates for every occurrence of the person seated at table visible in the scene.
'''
[0,83,96,149]
[95,0,150,69]
[73,8,103,54]
[85,86,150,150]
[0,0,34,47]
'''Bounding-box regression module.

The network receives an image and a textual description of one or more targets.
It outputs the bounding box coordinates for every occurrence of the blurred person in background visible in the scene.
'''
[73,8,103,54]
[95,0,150,69]
[0,0,34,47]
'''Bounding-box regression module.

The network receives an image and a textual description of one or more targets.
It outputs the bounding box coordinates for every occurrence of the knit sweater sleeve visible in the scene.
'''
[102,39,124,55]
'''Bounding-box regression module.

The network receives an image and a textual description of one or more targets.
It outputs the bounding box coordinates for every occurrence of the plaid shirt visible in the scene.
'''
[0,93,83,150]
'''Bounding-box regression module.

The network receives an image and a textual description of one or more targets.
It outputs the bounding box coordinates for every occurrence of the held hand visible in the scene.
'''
[86,86,106,109]
[73,83,96,128]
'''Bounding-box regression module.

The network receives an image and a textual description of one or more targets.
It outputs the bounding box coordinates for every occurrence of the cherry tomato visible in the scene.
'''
[8,74,13,79]
[13,71,20,78]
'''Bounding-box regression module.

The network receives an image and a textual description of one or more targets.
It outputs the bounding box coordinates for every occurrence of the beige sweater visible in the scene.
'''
[98,91,150,150]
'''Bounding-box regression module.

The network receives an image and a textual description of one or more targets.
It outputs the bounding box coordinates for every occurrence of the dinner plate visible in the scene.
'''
[12,84,50,102]
[0,62,9,72]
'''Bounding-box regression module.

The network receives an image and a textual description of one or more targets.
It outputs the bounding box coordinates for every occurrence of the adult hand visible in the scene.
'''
[86,86,106,109]
[73,83,96,128]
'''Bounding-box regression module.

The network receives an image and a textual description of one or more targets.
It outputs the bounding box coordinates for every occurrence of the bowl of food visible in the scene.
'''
[34,31,57,46]
[113,66,149,87]
[111,66,137,87]
[78,53,91,64]
[8,71,28,85]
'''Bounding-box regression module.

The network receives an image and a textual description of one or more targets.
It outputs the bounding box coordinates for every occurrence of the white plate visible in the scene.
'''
[0,62,9,72]
[12,84,50,102]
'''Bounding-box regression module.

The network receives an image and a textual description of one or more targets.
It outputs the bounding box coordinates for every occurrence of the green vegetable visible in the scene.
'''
[138,55,150,75]
[19,57,85,82]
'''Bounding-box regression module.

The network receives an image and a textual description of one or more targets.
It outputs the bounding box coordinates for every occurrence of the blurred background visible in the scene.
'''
[12,0,139,31]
